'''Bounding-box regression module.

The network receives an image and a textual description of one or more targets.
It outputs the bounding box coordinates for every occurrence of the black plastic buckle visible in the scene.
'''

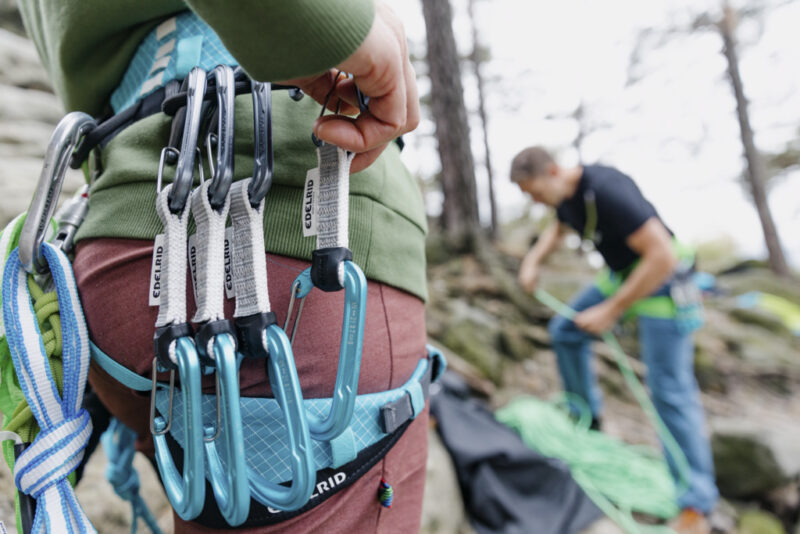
[311,247,353,292]
[235,312,277,359]
[195,319,237,366]
[153,322,194,370]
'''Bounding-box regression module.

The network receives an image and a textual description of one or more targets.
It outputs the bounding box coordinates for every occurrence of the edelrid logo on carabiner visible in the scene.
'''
[346,301,359,346]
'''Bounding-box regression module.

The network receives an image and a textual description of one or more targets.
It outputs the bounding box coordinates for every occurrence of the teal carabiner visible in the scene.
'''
[201,333,250,525]
[150,336,206,520]
[246,324,316,510]
[285,259,367,442]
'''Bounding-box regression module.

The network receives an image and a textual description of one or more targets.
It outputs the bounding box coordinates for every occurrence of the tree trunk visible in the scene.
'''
[719,6,791,277]
[422,0,480,251]
[467,0,498,241]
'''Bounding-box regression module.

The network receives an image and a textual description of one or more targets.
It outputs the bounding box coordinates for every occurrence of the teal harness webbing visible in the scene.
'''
[111,12,237,113]
[91,341,445,476]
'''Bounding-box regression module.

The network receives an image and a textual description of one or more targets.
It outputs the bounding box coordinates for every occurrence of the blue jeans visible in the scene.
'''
[548,285,719,513]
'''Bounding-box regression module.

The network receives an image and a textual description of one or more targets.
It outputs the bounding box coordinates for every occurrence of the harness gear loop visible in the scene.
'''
[19,112,96,274]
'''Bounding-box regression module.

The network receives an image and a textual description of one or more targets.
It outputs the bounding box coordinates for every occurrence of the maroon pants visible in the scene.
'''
[74,238,428,533]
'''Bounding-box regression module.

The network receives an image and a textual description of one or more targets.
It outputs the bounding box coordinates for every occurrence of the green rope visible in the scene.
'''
[495,289,693,534]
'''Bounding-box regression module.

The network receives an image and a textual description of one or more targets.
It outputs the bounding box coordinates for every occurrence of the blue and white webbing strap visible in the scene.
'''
[2,243,94,533]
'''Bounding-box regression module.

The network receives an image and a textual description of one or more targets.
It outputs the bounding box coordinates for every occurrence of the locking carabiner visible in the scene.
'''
[285,258,367,442]
[18,111,96,274]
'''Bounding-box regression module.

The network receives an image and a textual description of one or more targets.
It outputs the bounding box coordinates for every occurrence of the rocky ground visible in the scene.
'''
[422,231,800,534]
[1,12,799,534]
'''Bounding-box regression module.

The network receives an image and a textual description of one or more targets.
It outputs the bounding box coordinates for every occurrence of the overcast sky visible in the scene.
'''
[385,0,800,267]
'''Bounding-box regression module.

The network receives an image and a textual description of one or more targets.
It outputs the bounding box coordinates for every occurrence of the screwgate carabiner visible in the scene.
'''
[285,260,367,442]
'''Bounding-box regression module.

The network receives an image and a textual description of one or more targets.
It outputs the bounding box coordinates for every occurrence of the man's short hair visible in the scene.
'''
[510,146,555,182]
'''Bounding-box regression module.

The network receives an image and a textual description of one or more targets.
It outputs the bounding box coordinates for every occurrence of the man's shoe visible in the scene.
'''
[668,508,711,534]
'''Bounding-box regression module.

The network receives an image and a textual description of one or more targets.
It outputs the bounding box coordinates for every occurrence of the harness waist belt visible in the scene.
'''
[90,340,445,479]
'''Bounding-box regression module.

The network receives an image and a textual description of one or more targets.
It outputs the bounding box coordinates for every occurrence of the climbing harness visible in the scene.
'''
[497,289,692,534]
[580,189,704,332]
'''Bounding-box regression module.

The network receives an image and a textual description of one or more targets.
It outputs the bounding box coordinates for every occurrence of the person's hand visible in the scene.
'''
[573,300,623,335]
[518,263,540,293]
[280,2,420,173]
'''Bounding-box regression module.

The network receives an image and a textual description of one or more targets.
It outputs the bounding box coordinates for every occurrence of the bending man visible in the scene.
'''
[511,146,718,534]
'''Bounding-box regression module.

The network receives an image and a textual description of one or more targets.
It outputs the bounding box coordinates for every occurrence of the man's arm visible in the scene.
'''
[519,221,565,292]
[574,217,677,334]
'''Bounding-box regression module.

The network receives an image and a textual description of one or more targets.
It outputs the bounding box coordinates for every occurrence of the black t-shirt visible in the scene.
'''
[556,164,670,272]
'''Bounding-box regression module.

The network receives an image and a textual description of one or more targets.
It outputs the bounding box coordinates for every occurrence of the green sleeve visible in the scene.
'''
[17,0,375,116]
[184,0,375,81]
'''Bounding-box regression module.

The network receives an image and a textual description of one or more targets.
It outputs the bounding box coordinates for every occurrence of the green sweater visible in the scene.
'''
[18,0,428,301]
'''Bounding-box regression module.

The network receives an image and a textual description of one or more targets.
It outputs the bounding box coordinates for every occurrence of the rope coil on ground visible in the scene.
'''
[495,289,693,534]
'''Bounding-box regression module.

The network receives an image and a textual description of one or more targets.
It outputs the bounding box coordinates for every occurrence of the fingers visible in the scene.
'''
[350,144,390,174]
[312,2,419,157]
[280,2,420,171]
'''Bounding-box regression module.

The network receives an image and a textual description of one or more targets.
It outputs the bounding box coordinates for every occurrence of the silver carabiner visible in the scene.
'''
[19,112,96,274]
